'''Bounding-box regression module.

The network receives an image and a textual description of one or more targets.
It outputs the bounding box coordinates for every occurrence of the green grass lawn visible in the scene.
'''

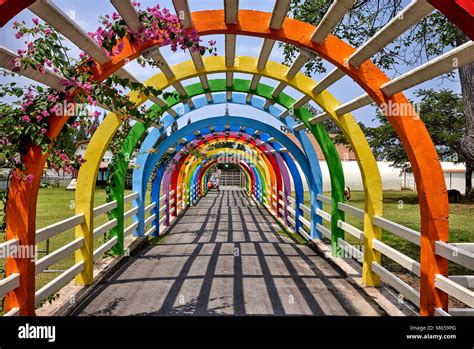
[0,186,136,296]
[301,190,474,276]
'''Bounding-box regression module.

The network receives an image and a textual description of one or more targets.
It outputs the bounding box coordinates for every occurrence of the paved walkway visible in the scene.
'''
[72,188,383,316]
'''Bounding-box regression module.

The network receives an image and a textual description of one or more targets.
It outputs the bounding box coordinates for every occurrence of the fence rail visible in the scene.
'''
[260,192,473,315]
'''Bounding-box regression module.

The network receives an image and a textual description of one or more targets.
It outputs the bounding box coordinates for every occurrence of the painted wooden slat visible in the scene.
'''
[144,202,156,214]
[35,238,84,275]
[93,237,118,260]
[338,202,364,219]
[435,274,474,308]
[337,220,363,240]
[124,207,139,221]
[124,221,139,236]
[435,241,474,270]
[311,0,356,44]
[93,201,118,217]
[172,0,193,28]
[0,273,20,298]
[145,225,157,237]
[144,214,157,227]
[123,192,139,202]
[372,215,420,245]
[335,93,372,115]
[449,275,474,289]
[35,261,85,306]
[110,0,142,32]
[450,243,474,254]
[270,0,291,30]
[28,1,109,63]
[373,239,420,276]
[316,208,331,222]
[36,214,85,243]
[348,0,434,67]
[316,194,332,206]
[381,41,474,97]
[299,203,310,215]
[372,262,420,306]
[298,227,311,241]
[160,194,167,202]
[316,223,331,239]
[0,47,65,90]
[299,215,311,228]
[449,308,474,316]
[93,219,118,239]
[434,307,451,317]
[287,206,295,216]
[3,307,20,316]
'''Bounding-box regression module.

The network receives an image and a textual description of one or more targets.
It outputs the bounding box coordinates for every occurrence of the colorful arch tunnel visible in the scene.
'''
[132,116,321,237]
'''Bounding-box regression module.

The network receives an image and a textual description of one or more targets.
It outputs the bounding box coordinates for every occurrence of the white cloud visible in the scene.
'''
[67,9,89,31]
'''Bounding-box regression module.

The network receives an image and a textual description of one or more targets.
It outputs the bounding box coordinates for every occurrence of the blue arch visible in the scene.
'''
[133,116,322,239]
[132,94,324,236]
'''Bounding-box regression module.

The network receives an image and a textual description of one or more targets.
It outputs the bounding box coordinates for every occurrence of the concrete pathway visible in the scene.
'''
[71,187,383,316]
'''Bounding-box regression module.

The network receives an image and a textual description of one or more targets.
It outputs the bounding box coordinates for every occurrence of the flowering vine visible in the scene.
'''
[0,2,216,232]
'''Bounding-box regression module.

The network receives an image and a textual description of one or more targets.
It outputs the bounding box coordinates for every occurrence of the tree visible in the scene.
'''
[365,89,468,193]
[284,0,473,196]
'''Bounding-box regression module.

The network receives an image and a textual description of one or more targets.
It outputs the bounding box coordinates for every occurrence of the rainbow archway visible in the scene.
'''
[1,1,472,317]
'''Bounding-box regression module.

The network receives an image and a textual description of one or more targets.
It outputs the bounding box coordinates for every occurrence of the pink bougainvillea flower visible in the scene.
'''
[22,115,30,123]
[25,174,34,183]
[37,64,46,74]
[32,18,39,25]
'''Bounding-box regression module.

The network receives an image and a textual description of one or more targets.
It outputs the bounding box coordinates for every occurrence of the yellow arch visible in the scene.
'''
[76,56,382,286]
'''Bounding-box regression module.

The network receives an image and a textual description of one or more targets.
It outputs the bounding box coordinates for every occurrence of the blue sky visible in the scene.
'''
[0,0,462,130]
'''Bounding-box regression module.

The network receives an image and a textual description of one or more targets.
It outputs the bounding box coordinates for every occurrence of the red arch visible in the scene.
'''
[197,159,255,196]
[166,133,283,215]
